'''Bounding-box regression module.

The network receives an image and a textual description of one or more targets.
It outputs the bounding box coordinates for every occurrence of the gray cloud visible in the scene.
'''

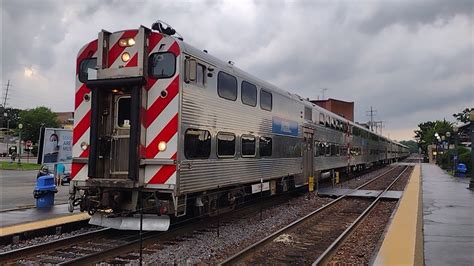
[358,0,473,34]
[1,0,472,141]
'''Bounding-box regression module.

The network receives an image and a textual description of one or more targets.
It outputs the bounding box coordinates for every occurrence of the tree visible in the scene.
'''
[453,108,474,123]
[399,140,418,153]
[17,107,60,143]
[1,107,21,129]
[414,120,453,154]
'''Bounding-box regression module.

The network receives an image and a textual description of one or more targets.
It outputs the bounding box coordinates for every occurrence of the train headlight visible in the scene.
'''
[80,142,89,151]
[158,141,167,152]
[119,38,135,47]
[121,52,131,62]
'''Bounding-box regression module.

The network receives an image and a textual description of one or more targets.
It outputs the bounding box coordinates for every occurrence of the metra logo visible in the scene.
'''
[272,117,298,136]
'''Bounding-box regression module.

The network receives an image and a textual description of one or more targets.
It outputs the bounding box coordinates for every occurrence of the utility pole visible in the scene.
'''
[3,80,10,108]
[374,121,384,135]
[2,80,11,152]
[366,106,377,132]
[321,88,328,100]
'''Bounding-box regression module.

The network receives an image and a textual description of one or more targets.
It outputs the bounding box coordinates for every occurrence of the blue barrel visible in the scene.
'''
[33,175,58,208]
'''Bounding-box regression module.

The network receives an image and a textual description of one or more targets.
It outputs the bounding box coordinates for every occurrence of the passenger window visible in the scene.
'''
[325,143,331,156]
[259,136,272,157]
[304,107,312,121]
[196,63,205,86]
[314,141,320,157]
[184,129,211,159]
[217,72,237,101]
[241,81,257,107]
[149,52,176,79]
[330,144,336,156]
[260,89,272,111]
[217,132,236,157]
[319,113,325,125]
[241,135,256,156]
[326,116,330,127]
[117,96,131,128]
[320,142,326,156]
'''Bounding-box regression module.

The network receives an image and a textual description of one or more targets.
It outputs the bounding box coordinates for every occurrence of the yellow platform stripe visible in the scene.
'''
[373,164,423,265]
[0,212,90,237]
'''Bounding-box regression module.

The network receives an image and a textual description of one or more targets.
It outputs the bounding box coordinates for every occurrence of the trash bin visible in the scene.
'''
[33,174,58,208]
[456,163,467,177]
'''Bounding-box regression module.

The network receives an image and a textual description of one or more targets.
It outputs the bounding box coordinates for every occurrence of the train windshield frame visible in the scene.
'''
[149,52,176,79]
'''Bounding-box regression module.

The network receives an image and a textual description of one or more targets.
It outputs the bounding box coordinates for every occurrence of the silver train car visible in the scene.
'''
[70,22,409,230]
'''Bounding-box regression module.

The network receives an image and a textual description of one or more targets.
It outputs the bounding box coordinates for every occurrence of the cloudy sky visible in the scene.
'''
[1,0,473,140]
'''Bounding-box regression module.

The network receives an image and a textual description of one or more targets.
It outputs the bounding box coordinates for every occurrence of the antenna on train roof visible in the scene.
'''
[151,20,184,41]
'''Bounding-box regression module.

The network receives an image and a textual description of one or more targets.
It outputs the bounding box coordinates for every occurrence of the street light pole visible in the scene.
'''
[469,111,474,189]
[18,123,23,164]
[453,126,458,176]
[3,112,9,152]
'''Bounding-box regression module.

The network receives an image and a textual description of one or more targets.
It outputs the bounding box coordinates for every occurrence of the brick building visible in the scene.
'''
[310,98,354,122]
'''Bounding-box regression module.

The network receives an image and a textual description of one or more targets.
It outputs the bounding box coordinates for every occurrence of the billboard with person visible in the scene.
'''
[38,128,72,164]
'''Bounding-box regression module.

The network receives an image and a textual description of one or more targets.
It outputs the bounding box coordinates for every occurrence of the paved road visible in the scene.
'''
[0,169,70,211]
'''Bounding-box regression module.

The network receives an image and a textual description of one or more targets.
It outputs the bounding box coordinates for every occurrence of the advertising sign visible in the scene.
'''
[40,128,72,164]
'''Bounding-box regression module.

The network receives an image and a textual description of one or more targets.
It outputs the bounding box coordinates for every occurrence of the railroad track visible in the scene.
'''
[0,192,294,265]
[219,166,409,265]
[1,166,406,265]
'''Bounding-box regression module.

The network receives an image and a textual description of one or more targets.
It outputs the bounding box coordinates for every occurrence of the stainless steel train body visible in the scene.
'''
[71,24,409,230]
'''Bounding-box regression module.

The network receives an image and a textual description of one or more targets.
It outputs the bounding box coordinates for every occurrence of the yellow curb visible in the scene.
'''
[0,212,90,237]
[373,164,423,265]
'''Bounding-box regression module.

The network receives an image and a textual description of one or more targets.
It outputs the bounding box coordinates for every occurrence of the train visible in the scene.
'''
[69,21,409,231]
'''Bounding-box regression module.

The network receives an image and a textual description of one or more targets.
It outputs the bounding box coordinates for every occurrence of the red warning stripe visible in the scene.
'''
[76,40,98,74]
[80,148,89,158]
[145,114,178,158]
[144,75,179,128]
[168,42,180,56]
[71,163,85,179]
[73,109,91,145]
[148,165,176,184]
[148,33,164,54]
[125,53,138,67]
[75,84,90,110]
[108,30,138,68]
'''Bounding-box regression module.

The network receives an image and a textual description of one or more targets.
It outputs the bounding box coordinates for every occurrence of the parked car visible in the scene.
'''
[61,173,72,185]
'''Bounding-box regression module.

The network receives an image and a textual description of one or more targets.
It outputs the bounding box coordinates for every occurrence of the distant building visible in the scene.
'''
[311,98,354,122]
[56,112,74,129]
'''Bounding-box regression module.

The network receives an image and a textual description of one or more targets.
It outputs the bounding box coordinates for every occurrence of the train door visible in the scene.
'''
[110,94,131,175]
[303,128,314,189]
[88,87,139,180]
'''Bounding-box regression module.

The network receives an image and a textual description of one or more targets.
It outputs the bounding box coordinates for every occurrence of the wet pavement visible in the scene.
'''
[0,170,70,211]
[422,163,474,266]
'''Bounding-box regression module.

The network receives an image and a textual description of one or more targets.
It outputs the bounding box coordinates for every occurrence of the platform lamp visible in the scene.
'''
[434,132,440,165]
[446,131,451,173]
[469,110,474,189]
[453,126,458,175]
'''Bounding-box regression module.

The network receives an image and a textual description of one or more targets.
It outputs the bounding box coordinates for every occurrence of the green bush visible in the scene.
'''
[439,147,471,176]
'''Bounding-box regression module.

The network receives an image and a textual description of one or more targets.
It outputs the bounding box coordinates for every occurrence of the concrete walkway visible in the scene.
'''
[422,163,474,266]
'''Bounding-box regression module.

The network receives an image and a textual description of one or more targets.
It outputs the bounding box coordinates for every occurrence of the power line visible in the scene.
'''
[366,106,377,132]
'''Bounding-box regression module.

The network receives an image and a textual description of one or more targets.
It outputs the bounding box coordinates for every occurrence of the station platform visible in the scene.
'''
[0,204,90,237]
[374,163,474,265]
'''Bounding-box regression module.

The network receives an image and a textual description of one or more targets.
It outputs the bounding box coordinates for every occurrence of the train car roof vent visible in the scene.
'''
[152,20,184,41]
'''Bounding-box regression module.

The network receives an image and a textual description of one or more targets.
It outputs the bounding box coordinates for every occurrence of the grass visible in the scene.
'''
[0,161,42,170]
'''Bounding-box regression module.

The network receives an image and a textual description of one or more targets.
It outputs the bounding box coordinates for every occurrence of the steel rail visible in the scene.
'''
[219,165,403,265]
[312,166,409,265]
[0,227,111,263]
[58,230,163,265]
